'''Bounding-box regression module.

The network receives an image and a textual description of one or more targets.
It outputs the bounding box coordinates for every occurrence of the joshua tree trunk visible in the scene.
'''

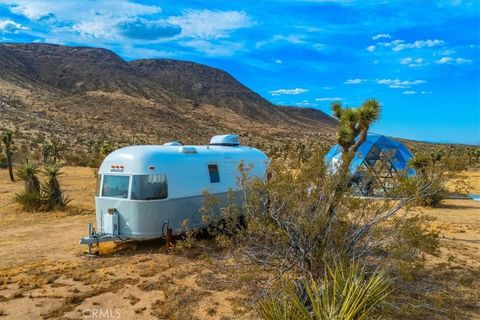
[2,131,15,182]
[6,149,14,182]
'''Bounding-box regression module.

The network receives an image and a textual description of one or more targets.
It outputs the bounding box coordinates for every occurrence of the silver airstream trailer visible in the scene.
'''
[80,134,268,252]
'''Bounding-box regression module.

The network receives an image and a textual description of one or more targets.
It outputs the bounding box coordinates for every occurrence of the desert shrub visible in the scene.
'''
[15,191,42,212]
[255,261,391,320]
[63,150,94,167]
[71,140,117,168]
[209,151,440,278]
[189,100,446,318]
[195,151,441,318]
[382,214,439,281]
[409,150,467,207]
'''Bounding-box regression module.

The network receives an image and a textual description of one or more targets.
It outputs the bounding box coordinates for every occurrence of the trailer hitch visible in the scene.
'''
[79,223,126,255]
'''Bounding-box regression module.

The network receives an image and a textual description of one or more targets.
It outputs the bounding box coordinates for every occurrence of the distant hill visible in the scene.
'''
[0,43,337,151]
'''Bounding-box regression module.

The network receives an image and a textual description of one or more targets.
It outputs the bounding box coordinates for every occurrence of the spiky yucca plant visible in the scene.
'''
[255,262,390,320]
[15,159,41,211]
[16,159,41,195]
[42,164,69,210]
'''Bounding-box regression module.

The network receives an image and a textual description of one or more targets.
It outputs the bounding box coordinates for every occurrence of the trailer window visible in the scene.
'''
[208,164,220,183]
[131,174,168,200]
[102,175,129,199]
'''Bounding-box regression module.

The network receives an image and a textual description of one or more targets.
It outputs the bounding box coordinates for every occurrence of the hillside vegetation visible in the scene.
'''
[0,43,337,154]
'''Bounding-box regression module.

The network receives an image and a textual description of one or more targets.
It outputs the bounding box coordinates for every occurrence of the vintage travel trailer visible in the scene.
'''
[80,134,268,252]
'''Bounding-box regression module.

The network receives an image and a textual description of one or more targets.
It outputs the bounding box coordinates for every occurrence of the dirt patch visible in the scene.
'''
[0,167,254,320]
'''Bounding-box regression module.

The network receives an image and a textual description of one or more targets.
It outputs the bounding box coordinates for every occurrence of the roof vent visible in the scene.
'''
[179,146,197,154]
[163,141,182,146]
[209,134,240,146]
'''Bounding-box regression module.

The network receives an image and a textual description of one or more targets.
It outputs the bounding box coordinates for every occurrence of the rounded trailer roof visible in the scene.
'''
[99,144,268,175]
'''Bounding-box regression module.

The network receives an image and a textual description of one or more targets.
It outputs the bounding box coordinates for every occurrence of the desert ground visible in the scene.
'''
[0,167,479,319]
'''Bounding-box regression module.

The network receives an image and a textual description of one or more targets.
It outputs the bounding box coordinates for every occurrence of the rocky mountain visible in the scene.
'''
[0,43,337,151]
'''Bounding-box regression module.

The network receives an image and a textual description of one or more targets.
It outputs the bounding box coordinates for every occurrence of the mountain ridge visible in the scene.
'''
[0,43,337,151]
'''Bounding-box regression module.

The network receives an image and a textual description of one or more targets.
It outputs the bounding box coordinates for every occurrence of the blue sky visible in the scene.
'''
[0,0,479,144]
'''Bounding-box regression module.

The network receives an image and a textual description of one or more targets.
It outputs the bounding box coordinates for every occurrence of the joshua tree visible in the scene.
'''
[41,143,53,163]
[41,139,64,164]
[100,141,114,158]
[332,99,381,164]
[1,130,15,182]
[327,99,381,213]
[50,138,64,164]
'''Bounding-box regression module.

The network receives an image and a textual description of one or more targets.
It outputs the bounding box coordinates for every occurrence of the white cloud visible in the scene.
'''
[168,10,252,40]
[377,39,445,51]
[274,59,283,64]
[393,39,445,51]
[3,0,162,41]
[400,57,426,67]
[400,57,412,65]
[456,57,472,64]
[402,90,416,95]
[6,0,161,21]
[269,88,309,96]
[315,97,343,101]
[440,49,456,56]
[256,34,307,49]
[0,19,29,33]
[372,33,391,40]
[435,56,472,65]
[366,45,375,52]
[72,19,116,39]
[377,79,426,89]
[344,78,366,85]
[178,39,244,57]
[436,57,453,64]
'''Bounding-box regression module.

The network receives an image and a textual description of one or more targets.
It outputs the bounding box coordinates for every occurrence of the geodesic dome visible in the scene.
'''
[325,134,415,195]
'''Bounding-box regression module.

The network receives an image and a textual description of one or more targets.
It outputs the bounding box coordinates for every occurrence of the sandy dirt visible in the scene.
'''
[0,167,479,319]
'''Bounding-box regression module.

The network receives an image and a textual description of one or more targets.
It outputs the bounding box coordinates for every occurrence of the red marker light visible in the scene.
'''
[149,166,155,170]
